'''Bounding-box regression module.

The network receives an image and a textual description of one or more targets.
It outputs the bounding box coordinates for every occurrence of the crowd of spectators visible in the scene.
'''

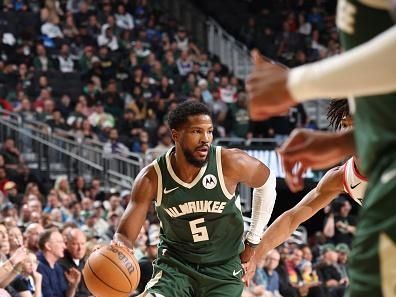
[0,127,357,297]
[0,0,312,157]
[243,241,350,297]
[0,133,163,296]
[237,0,340,67]
[0,0,356,296]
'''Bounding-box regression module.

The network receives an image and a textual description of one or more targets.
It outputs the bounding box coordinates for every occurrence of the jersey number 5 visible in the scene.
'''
[189,218,209,242]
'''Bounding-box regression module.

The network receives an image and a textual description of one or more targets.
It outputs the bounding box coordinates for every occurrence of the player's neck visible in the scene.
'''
[171,151,202,183]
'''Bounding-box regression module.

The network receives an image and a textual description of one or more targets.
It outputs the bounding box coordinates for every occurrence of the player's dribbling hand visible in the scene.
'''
[240,245,255,264]
[246,49,296,120]
[241,257,258,287]
[112,233,135,255]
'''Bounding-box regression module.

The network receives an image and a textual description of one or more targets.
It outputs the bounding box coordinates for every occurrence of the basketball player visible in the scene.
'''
[114,100,277,297]
[246,2,396,297]
[244,99,367,282]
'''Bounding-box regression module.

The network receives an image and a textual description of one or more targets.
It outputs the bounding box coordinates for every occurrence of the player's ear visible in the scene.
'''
[171,129,179,142]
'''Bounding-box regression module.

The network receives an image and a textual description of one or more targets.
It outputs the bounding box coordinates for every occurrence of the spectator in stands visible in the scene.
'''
[56,44,75,73]
[37,98,55,122]
[153,127,172,151]
[87,177,105,202]
[218,76,237,104]
[67,201,84,227]
[9,251,43,297]
[136,224,160,294]
[72,176,85,203]
[89,201,107,236]
[66,101,86,127]
[41,15,64,40]
[19,204,32,227]
[323,197,356,247]
[43,190,62,213]
[280,248,324,297]
[1,138,24,181]
[107,194,124,217]
[102,211,120,242]
[97,24,119,51]
[316,244,347,297]
[103,128,130,156]
[8,226,24,256]
[40,0,63,24]
[63,13,79,41]
[80,210,100,240]
[0,246,29,289]
[301,245,314,264]
[76,119,99,142]
[229,92,251,138]
[115,4,134,31]
[162,50,179,79]
[37,228,81,297]
[176,50,193,77]
[18,98,36,121]
[133,225,148,261]
[24,223,44,253]
[54,176,71,202]
[88,102,114,130]
[335,243,349,281]
[33,43,54,71]
[73,1,91,29]
[58,228,90,297]
[46,109,68,131]
[251,249,282,296]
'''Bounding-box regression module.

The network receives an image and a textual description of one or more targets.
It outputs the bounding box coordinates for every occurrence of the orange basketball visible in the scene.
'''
[82,245,141,297]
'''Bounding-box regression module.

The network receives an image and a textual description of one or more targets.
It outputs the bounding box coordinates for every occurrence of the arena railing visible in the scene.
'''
[207,18,252,79]
[0,109,143,191]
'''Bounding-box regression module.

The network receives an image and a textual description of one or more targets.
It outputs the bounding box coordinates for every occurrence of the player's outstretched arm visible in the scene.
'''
[243,167,343,283]
[258,166,342,257]
[114,164,157,250]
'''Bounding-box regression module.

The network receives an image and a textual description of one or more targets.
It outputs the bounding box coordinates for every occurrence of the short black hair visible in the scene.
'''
[168,100,211,130]
[327,99,349,130]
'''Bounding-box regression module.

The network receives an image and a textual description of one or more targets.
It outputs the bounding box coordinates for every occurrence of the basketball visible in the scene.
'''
[82,245,141,297]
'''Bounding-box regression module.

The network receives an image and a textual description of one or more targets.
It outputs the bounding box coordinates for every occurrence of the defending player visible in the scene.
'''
[244,99,367,282]
[114,100,277,297]
[246,2,396,296]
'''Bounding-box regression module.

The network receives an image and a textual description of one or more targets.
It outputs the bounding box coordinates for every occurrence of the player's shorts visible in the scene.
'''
[138,250,244,297]
[346,155,396,297]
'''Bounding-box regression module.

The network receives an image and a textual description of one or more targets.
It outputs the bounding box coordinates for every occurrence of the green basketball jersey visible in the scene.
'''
[152,145,244,264]
[336,0,396,175]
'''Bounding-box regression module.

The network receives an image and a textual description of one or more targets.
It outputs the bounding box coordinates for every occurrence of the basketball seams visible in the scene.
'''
[83,245,141,297]
[87,258,130,294]
[97,251,133,290]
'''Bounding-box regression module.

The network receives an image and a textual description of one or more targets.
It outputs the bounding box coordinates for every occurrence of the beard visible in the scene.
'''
[182,146,209,168]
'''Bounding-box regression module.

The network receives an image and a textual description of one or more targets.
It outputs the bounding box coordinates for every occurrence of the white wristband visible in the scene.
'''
[247,170,277,245]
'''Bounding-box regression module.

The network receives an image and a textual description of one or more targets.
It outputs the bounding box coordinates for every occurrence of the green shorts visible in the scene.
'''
[138,251,244,297]
[347,157,396,297]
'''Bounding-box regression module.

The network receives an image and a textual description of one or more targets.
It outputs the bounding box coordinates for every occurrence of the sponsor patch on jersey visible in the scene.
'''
[202,174,217,189]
